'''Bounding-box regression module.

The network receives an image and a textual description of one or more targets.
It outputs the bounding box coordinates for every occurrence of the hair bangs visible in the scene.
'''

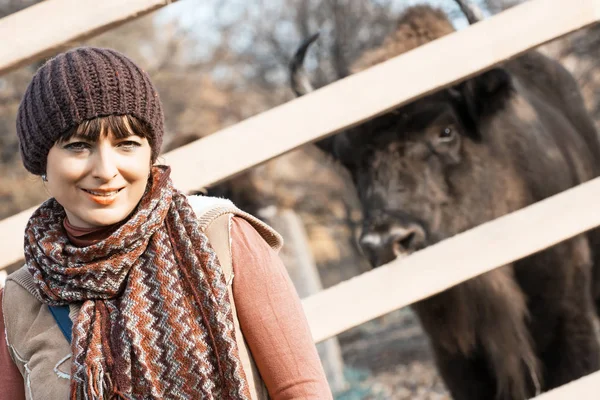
[57,115,152,144]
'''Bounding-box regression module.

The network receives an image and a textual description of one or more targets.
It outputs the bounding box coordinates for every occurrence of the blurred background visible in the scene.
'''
[1,0,599,398]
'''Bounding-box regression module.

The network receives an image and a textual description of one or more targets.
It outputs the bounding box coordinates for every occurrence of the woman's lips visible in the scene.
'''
[81,188,123,205]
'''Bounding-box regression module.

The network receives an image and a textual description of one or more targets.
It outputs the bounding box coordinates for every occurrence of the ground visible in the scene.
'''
[333,308,450,399]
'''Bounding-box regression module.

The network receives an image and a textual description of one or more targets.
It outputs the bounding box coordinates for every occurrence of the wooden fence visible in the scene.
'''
[1,0,600,397]
[0,0,175,74]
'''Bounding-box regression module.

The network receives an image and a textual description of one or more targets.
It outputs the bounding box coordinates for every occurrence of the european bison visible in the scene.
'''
[290,3,600,399]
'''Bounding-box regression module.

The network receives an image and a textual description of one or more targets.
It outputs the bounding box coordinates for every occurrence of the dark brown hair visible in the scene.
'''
[57,115,152,146]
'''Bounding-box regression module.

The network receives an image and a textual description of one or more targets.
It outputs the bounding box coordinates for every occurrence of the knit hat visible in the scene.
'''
[16,47,164,175]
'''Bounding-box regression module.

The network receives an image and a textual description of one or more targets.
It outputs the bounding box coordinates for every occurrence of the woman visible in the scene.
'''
[0,47,332,399]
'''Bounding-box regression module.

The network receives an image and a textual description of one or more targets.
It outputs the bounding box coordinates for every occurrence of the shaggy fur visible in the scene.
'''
[290,5,600,400]
[350,6,456,73]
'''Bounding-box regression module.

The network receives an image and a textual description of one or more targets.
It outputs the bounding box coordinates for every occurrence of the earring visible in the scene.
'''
[41,174,47,182]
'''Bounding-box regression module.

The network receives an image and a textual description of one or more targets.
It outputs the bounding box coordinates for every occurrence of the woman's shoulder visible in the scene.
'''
[186,194,283,252]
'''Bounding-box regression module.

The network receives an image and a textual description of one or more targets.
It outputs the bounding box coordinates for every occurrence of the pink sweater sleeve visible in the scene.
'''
[230,217,333,400]
[0,289,27,400]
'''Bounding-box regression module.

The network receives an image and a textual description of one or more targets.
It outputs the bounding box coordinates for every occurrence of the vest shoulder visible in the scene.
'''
[186,194,284,252]
[186,194,236,217]
[3,266,46,338]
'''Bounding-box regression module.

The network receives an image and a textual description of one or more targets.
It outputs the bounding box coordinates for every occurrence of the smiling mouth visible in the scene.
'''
[81,188,124,205]
[82,188,123,196]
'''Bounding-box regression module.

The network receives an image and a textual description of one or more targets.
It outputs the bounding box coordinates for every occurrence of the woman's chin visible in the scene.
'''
[79,208,131,228]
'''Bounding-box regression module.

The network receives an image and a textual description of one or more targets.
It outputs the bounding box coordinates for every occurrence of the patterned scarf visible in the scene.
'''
[23,165,251,400]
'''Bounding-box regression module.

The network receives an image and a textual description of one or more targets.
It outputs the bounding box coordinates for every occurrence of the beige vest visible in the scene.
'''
[2,196,282,400]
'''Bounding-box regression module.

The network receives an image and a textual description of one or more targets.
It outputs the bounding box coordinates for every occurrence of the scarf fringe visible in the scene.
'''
[71,365,113,400]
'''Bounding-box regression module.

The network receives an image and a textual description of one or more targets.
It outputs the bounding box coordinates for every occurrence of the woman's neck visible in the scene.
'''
[63,217,123,247]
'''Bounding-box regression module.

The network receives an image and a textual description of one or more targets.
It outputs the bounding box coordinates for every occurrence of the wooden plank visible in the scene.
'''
[0,206,37,270]
[0,270,6,288]
[1,0,599,271]
[533,371,600,399]
[301,177,600,343]
[0,0,176,75]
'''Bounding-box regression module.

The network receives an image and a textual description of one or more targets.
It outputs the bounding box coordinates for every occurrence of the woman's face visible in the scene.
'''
[45,125,152,228]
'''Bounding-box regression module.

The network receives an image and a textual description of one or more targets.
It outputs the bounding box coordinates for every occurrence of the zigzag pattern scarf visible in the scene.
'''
[23,165,251,399]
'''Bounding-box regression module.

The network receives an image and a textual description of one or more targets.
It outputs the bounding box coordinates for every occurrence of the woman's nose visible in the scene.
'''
[91,147,118,180]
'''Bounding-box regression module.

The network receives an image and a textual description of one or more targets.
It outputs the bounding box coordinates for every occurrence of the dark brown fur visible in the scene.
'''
[290,5,600,400]
[162,133,267,215]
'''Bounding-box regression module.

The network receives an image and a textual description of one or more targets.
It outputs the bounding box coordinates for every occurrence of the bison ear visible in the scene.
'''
[314,136,338,159]
[451,67,513,140]
[314,132,356,170]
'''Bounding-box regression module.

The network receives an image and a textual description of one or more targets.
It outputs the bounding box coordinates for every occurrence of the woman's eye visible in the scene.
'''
[63,142,90,152]
[119,141,141,149]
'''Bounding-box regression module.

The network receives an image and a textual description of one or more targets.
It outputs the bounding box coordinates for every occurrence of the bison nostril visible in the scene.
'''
[390,226,425,254]
[396,232,415,250]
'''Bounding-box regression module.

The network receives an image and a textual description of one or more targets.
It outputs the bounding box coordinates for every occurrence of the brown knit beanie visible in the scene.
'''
[16,46,164,176]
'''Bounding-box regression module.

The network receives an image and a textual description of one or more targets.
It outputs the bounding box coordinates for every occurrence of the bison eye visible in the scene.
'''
[438,127,455,141]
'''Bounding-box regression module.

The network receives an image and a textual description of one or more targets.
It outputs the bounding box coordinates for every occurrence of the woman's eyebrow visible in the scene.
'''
[64,134,97,143]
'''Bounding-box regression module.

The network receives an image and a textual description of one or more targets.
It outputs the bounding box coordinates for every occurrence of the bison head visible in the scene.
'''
[290,6,523,268]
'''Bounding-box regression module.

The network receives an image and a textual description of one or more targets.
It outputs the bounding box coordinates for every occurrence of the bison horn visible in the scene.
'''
[453,0,485,24]
[289,32,320,97]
